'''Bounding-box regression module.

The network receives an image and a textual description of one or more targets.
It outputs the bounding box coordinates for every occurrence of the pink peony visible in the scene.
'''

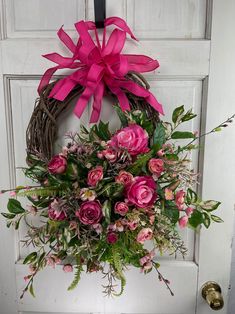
[48,199,67,221]
[175,190,185,210]
[136,228,153,244]
[63,264,73,273]
[107,232,118,244]
[115,170,133,186]
[148,158,164,176]
[48,155,67,174]
[125,176,157,208]
[179,215,188,228]
[114,202,129,216]
[76,200,102,225]
[128,219,139,231]
[87,166,103,187]
[109,124,149,156]
[165,188,174,200]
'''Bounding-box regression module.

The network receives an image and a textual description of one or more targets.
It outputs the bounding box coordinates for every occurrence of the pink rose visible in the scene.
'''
[115,170,133,186]
[63,264,73,273]
[48,200,67,221]
[109,124,149,156]
[175,190,185,210]
[179,215,188,228]
[48,155,67,174]
[76,200,102,225]
[87,166,103,187]
[148,158,164,176]
[125,176,157,208]
[136,228,153,244]
[114,202,129,216]
[107,232,118,244]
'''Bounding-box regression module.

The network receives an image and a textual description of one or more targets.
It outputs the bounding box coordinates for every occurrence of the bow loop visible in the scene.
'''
[38,16,164,122]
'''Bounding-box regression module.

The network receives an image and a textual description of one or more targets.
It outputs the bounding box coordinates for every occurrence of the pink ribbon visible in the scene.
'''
[38,16,164,123]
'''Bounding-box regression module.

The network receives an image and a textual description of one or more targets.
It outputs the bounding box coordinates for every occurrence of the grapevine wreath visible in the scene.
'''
[1,17,232,299]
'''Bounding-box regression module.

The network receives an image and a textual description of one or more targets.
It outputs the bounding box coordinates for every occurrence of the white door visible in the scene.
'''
[0,1,235,314]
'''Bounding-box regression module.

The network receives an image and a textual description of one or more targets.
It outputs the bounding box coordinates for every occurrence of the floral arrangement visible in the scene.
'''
[1,104,232,299]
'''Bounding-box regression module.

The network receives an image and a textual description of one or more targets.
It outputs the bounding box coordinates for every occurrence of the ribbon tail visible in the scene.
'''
[57,27,76,53]
[105,16,137,40]
[49,78,77,101]
[90,82,105,123]
[108,84,131,112]
[38,66,58,94]
[120,80,164,115]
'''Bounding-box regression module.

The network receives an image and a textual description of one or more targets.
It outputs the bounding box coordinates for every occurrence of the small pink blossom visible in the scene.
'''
[92,223,103,234]
[63,264,73,273]
[26,205,37,216]
[140,250,155,271]
[136,228,153,244]
[148,158,164,176]
[165,188,174,200]
[9,191,16,197]
[69,221,78,230]
[48,199,67,221]
[128,219,139,230]
[29,264,36,274]
[186,207,194,217]
[87,166,103,187]
[61,146,69,156]
[68,144,78,153]
[175,190,185,210]
[80,188,96,201]
[157,149,164,157]
[46,255,61,268]
[115,170,134,186]
[114,202,129,216]
[107,232,118,244]
[179,215,188,228]
[102,148,117,163]
[109,124,149,156]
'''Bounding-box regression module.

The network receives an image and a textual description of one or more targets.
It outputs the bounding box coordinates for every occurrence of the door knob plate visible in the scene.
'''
[201,281,224,311]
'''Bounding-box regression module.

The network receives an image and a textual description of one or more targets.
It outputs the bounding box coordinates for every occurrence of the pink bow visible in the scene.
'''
[38,16,164,123]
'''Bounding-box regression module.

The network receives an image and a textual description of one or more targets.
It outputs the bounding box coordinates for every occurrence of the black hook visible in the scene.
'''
[94,0,106,29]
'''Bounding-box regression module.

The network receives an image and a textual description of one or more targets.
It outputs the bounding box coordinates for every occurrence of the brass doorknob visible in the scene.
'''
[201,281,224,310]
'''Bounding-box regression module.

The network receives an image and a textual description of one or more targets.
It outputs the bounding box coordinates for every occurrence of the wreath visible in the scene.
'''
[1,16,232,299]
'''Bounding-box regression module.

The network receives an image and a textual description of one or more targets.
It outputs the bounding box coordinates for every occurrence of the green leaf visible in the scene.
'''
[127,151,153,175]
[7,198,25,214]
[171,131,195,139]
[101,183,124,198]
[97,121,111,141]
[172,105,184,123]
[213,127,222,132]
[23,252,37,265]
[164,202,180,224]
[211,215,224,223]
[1,212,16,219]
[102,200,111,224]
[181,109,197,122]
[29,283,36,298]
[186,188,198,204]
[203,212,211,229]
[153,123,166,149]
[188,210,203,228]
[114,104,128,127]
[200,200,221,211]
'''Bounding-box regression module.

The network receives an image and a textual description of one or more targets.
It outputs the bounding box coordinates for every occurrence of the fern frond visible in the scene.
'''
[67,262,83,291]
[112,248,126,296]
[17,187,66,198]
